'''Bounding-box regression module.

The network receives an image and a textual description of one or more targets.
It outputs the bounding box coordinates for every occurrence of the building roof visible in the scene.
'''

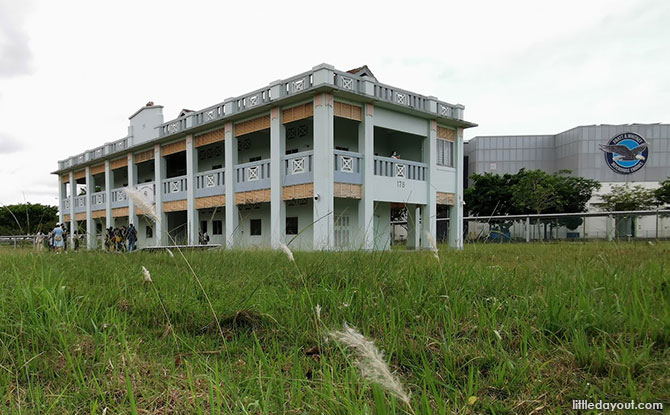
[347,65,376,79]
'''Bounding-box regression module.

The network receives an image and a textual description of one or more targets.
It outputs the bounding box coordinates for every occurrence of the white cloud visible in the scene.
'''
[0,0,668,204]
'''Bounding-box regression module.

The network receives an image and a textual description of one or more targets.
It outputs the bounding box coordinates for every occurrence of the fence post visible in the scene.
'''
[582,216,586,241]
[656,209,659,240]
[13,237,17,249]
[525,216,530,242]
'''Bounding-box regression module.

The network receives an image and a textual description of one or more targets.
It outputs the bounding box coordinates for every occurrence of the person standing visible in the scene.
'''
[127,224,138,252]
[61,223,68,251]
[52,224,64,252]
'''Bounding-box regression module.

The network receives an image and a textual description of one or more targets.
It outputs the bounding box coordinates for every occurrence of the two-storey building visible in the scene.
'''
[53,64,476,250]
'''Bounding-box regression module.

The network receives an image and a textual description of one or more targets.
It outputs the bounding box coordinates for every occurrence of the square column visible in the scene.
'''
[69,171,75,247]
[186,135,198,245]
[421,121,438,249]
[58,175,65,225]
[312,93,335,250]
[104,160,113,228]
[224,122,238,247]
[357,103,374,250]
[85,166,96,249]
[270,107,286,248]
[127,153,139,233]
[406,204,421,250]
[448,127,464,249]
[154,144,165,245]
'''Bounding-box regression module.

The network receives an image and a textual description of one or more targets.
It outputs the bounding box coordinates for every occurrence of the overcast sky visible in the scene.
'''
[0,0,668,206]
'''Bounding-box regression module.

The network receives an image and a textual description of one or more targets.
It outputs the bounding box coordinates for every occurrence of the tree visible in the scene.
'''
[0,203,59,235]
[600,184,657,212]
[512,169,563,215]
[464,172,520,216]
[655,178,670,207]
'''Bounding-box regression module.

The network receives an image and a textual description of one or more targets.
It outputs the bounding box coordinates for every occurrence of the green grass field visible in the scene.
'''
[0,242,668,414]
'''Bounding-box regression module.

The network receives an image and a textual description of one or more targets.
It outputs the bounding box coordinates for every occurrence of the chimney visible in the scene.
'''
[128,102,164,145]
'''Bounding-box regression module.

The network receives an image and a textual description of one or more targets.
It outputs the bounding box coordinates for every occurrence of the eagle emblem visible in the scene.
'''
[599,132,648,175]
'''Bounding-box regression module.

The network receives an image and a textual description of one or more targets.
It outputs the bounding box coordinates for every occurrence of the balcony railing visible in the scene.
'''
[63,198,70,212]
[284,151,313,186]
[73,195,86,213]
[235,159,271,192]
[111,188,128,208]
[195,167,225,197]
[162,176,187,201]
[90,191,106,210]
[374,156,427,181]
[334,150,363,184]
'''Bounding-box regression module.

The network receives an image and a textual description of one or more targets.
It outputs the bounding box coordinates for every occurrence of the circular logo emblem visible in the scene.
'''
[599,132,648,175]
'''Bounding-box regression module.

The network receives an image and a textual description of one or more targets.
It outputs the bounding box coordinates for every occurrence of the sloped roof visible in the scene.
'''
[347,65,376,79]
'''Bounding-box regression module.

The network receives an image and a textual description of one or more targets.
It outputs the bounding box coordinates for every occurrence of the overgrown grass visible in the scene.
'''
[0,242,668,414]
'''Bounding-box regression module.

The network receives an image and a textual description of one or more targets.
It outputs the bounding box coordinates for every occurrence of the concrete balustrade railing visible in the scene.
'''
[195,167,225,197]
[374,156,427,181]
[111,188,128,208]
[162,176,188,201]
[334,150,363,184]
[73,195,87,213]
[235,159,271,192]
[283,151,313,186]
[90,191,106,210]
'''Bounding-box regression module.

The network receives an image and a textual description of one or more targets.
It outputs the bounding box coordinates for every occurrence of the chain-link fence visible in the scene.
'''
[460,210,670,243]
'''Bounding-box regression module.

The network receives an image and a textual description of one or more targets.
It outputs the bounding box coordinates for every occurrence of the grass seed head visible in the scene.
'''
[425,231,440,261]
[328,323,411,406]
[123,187,160,224]
[279,243,294,262]
[142,266,153,283]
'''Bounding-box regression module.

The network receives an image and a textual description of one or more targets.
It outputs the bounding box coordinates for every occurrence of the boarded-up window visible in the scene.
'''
[334,216,350,247]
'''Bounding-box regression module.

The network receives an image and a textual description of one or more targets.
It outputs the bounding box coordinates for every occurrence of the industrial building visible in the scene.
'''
[464,124,670,238]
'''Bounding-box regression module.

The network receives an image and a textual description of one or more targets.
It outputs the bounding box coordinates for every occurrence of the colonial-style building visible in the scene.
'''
[54,64,475,250]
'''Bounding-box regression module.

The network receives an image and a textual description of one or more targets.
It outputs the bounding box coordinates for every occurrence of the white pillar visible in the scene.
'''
[58,175,65,225]
[186,135,198,245]
[104,160,112,229]
[224,122,238,247]
[312,93,335,250]
[449,127,464,249]
[422,121,438,249]
[357,103,374,250]
[406,204,421,249]
[270,107,286,248]
[154,144,165,245]
[69,171,75,248]
[127,153,139,233]
[85,166,95,249]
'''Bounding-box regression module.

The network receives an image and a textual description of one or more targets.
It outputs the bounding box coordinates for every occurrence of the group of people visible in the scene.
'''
[34,223,82,252]
[104,224,138,252]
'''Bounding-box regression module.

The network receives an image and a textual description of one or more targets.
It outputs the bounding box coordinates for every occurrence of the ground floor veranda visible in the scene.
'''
[63,196,454,251]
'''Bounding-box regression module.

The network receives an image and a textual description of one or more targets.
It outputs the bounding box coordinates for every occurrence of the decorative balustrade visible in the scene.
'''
[90,191,106,210]
[162,176,187,201]
[235,86,273,113]
[59,64,468,176]
[195,168,225,197]
[374,156,426,181]
[235,159,271,192]
[73,195,87,213]
[111,188,128,208]
[283,151,313,186]
[63,198,70,211]
[193,103,226,127]
[333,71,359,92]
[334,150,363,184]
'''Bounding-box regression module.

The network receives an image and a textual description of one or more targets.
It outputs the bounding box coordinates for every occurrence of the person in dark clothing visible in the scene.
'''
[127,224,138,252]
